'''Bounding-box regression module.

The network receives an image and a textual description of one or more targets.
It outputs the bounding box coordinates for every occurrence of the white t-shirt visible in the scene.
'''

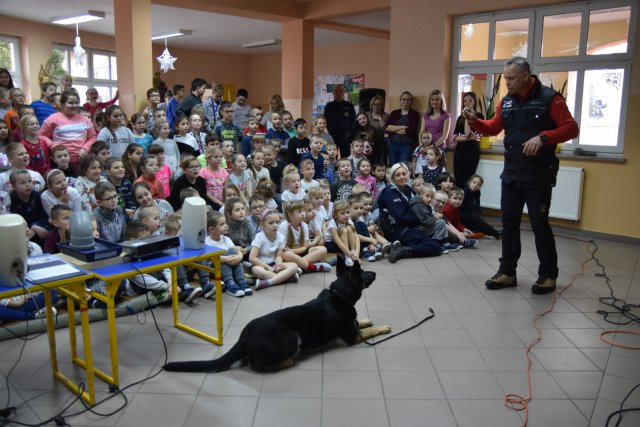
[205,235,234,251]
[281,189,305,206]
[300,179,319,195]
[277,220,309,249]
[251,231,284,264]
[310,206,327,236]
[324,218,353,243]
[0,169,45,193]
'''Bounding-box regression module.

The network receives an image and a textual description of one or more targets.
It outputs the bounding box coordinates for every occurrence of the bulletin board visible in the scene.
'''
[313,74,365,117]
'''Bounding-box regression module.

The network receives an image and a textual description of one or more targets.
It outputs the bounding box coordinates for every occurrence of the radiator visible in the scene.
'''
[475,159,585,221]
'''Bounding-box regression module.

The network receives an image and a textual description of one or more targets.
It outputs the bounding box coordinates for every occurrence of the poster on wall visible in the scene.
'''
[314,74,364,117]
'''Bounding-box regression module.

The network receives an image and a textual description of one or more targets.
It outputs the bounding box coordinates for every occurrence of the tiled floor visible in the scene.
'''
[1,229,639,426]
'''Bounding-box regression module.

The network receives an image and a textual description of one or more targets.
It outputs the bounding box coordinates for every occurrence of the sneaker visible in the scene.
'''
[344,257,354,267]
[34,306,56,319]
[156,290,171,303]
[254,279,271,290]
[485,273,517,290]
[290,273,300,283]
[203,283,216,299]
[313,262,332,272]
[381,242,392,256]
[225,283,245,298]
[376,243,383,252]
[297,267,303,276]
[238,280,253,295]
[374,251,383,260]
[362,251,377,262]
[467,232,485,239]
[531,278,557,295]
[441,242,462,253]
[325,256,337,266]
[463,238,478,249]
[440,245,450,254]
[183,285,203,303]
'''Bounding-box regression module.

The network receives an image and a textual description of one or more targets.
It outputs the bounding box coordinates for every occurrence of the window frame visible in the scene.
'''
[0,35,22,89]
[53,44,118,105]
[451,0,636,155]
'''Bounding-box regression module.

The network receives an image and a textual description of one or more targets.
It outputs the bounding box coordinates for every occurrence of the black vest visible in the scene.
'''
[500,76,559,188]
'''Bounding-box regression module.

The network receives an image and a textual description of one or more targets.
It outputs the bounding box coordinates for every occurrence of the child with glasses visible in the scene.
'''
[93,181,127,243]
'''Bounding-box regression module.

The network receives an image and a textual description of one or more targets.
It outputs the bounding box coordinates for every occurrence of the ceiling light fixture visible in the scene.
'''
[51,11,105,25]
[241,39,281,49]
[151,30,193,41]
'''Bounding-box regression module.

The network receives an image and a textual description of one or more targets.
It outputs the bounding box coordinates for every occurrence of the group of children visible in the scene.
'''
[0,81,501,321]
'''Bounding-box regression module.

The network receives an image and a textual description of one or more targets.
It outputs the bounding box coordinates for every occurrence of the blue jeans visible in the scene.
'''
[220,248,246,285]
[0,292,59,321]
[388,143,413,166]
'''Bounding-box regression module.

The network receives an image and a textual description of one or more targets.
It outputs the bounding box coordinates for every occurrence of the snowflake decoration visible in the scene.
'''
[74,35,86,66]
[157,46,177,73]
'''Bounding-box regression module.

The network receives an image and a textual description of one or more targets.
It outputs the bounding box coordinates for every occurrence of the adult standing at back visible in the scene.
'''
[452,92,483,188]
[386,91,420,165]
[232,88,252,131]
[464,57,579,295]
[40,89,97,169]
[365,95,389,133]
[324,84,356,158]
[203,83,224,132]
[178,78,207,118]
[423,89,451,152]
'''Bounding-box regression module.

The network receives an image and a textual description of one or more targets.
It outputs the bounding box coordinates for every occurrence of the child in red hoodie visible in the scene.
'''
[443,187,478,249]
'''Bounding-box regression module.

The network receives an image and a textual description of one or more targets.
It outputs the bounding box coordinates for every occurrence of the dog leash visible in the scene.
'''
[362,308,435,346]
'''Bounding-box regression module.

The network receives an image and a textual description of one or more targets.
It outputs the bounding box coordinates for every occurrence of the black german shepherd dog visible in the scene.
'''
[163,258,391,372]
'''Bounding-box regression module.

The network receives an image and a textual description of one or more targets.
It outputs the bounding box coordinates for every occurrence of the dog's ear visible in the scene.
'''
[349,259,362,282]
[336,254,347,277]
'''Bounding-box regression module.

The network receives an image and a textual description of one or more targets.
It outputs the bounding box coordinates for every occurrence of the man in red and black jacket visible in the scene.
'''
[464,57,579,295]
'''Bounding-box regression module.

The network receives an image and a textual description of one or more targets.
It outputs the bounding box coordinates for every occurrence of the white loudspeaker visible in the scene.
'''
[181,197,206,249]
[0,214,28,286]
[70,211,95,249]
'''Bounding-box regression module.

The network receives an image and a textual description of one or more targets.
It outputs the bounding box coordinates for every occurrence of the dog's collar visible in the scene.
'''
[330,287,352,305]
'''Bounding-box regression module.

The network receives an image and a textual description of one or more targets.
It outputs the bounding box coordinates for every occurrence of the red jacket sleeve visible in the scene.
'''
[469,103,504,136]
[540,94,580,145]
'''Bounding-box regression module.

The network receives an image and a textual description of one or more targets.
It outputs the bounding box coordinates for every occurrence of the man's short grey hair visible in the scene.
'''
[505,57,531,74]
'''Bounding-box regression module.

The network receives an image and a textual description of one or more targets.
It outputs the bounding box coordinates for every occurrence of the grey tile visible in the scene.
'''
[561,328,611,348]
[572,399,596,420]
[375,348,433,371]
[184,395,257,427]
[323,346,379,370]
[322,370,383,398]
[466,328,524,348]
[439,371,503,399]
[548,312,601,329]
[492,371,567,399]
[449,399,522,426]
[419,328,475,349]
[526,399,588,427]
[597,374,640,405]
[199,369,264,396]
[429,348,487,371]
[261,369,322,397]
[115,393,195,427]
[253,397,321,427]
[551,371,604,399]
[386,399,456,427]
[479,348,544,371]
[532,348,600,371]
[322,398,389,427]
[380,370,445,399]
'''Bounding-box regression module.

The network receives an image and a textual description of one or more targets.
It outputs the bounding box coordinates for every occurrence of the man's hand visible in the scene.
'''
[462,108,477,123]
[522,135,543,156]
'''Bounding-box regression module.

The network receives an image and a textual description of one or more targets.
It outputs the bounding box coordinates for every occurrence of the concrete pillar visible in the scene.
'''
[281,20,314,120]
[113,0,153,115]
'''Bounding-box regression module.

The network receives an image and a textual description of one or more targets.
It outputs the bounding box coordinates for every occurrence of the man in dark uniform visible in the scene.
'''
[324,84,356,158]
[464,57,579,295]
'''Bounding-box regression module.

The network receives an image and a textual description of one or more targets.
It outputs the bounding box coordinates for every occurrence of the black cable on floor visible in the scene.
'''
[362,308,435,346]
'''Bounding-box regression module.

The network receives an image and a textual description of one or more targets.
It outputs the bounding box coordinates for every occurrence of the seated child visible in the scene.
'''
[460,174,500,239]
[323,200,359,267]
[436,171,455,194]
[43,204,71,254]
[50,145,77,186]
[205,211,252,297]
[249,208,299,290]
[359,191,389,253]
[348,194,381,262]
[278,201,331,273]
[299,158,319,194]
[280,171,304,210]
[254,177,278,210]
[225,197,256,262]
[132,181,174,234]
[443,187,478,249]
[303,200,323,247]
[408,184,460,253]
[138,206,162,236]
[330,159,356,201]
[93,181,126,243]
[247,194,264,235]
[123,220,171,303]
[8,168,48,243]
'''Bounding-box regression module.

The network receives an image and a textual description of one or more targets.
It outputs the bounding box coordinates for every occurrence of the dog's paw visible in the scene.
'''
[378,325,392,335]
[358,319,373,328]
[277,358,296,369]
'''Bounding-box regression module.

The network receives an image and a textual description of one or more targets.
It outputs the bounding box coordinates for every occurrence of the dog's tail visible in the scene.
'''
[163,341,245,373]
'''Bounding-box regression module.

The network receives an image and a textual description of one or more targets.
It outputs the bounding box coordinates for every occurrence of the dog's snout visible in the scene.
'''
[362,271,376,288]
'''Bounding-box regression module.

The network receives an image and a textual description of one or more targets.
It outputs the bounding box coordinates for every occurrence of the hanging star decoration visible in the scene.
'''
[73,24,86,66]
[157,39,177,73]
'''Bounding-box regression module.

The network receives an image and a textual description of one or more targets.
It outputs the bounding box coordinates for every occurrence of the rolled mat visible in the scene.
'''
[0,292,160,341]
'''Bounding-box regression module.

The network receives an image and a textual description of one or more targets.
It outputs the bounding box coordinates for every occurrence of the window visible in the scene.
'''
[452,0,636,154]
[0,35,22,88]
[53,44,118,105]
